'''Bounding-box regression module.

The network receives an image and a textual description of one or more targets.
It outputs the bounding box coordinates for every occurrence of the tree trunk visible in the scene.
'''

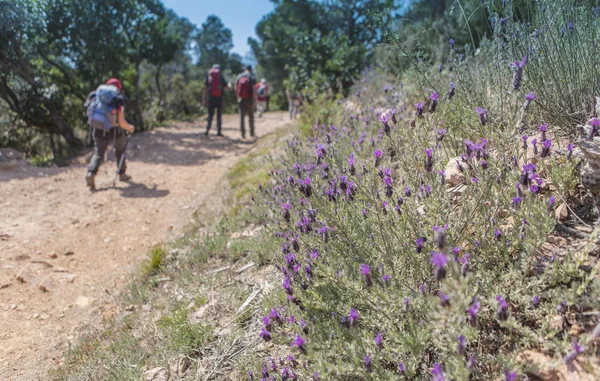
[155,64,163,108]
[49,133,57,159]
[134,60,145,131]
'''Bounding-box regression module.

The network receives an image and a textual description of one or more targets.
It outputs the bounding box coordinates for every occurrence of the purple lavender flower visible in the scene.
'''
[524,92,536,110]
[399,362,406,374]
[433,224,448,250]
[380,113,390,136]
[414,102,426,117]
[390,107,397,123]
[282,276,293,295]
[384,176,393,197]
[448,82,456,99]
[431,252,448,281]
[541,139,551,157]
[260,327,271,341]
[449,39,455,49]
[522,135,528,150]
[467,300,480,327]
[436,129,447,143]
[588,118,600,140]
[494,227,502,241]
[539,123,548,141]
[459,253,470,277]
[532,295,540,306]
[416,237,425,253]
[348,153,355,167]
[439,292,450,307]
[404,187,411,197]
[315,144,326,160]
[567,142,574,160]
[475,107,488,125]
[547,196,556,213]
[512,196,522,208]
[424,148,434,172]
[364,355,372,373]
[374,333,383,350]
[496,295,509,321]
[432,363,445,381]
[269,308,282,324]
[564,339,585,363]
[457,335,466,355]
[291,334,306,353]
[429,91,439,113]
[349,308,359,327]
[383,274,390,287]
[374,149,384,167]
[281,203,291,222]
[467,356,476,369]
[360,264,373,287]
[504,370,517,381]
[299,177,312,197]
[248,370,254,380]
[382,200,388,215]
[509,55,527,90]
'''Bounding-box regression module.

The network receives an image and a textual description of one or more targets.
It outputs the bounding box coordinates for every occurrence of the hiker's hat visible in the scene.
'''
[261,78,266,83]
[212,64,221,69]
[107,78,122,90]
[245,65,252,71]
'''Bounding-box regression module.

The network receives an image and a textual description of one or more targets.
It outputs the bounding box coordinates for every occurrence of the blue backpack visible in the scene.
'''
[87,84,120,130]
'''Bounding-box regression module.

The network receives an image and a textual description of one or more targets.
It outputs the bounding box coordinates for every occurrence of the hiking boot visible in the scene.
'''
[86,172,95,190]
[217,131,224,137]
[119,173,131,182]
[204,130,209,136]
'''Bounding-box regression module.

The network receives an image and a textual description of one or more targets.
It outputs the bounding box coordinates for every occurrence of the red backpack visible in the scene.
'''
[237,75,252,99]
[208,68,223,97]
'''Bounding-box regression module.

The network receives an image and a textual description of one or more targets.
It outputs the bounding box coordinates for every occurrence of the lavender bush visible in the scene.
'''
[239,49,597,380]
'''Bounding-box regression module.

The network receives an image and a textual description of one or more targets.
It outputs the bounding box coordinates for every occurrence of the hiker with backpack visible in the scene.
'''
[255,78,269,118]
[235,65,257,139]
[85,78,135,190]
[202,64,229,136]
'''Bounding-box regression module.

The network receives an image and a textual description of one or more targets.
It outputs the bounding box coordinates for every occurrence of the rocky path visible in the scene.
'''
[0,112,290,381]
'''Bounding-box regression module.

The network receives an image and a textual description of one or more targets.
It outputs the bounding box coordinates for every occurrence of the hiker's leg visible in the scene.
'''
[247,102,255,136]
[239,101,246,138]
[257,101,265,117]
[87,130,109,175]
[206,97,215,132]
[216,97,223,134]
[114,132,127,174]
[289,103,293,120]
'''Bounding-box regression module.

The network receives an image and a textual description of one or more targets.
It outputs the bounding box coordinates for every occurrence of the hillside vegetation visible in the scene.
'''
[48,0,600,380]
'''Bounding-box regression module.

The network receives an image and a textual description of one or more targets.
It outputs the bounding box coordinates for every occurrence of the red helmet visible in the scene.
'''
[106,78,122,90]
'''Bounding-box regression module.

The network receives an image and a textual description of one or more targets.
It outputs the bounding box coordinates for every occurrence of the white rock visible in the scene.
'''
[75,296,90,308]
[444,157,467,186]
[143,367,169,381]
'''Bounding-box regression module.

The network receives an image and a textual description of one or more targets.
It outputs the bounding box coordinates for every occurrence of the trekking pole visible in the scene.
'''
[112,133,131,187]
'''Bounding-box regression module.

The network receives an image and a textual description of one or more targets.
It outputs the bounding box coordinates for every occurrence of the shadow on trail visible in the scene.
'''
[91,180,169,198]
[119,180,170,199]
[127,128,255,166]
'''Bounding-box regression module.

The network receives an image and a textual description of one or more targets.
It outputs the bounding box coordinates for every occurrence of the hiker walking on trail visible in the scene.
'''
[85,78,135,190]
[287,89,303,120]
[235,65,257,139]
[203,64,229,136]
[255,78,269,118]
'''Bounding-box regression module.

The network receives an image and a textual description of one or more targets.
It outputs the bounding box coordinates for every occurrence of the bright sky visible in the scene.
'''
[161,0,275,58]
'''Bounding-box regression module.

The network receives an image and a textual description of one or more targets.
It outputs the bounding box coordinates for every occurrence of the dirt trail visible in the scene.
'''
[0,112,290,381]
